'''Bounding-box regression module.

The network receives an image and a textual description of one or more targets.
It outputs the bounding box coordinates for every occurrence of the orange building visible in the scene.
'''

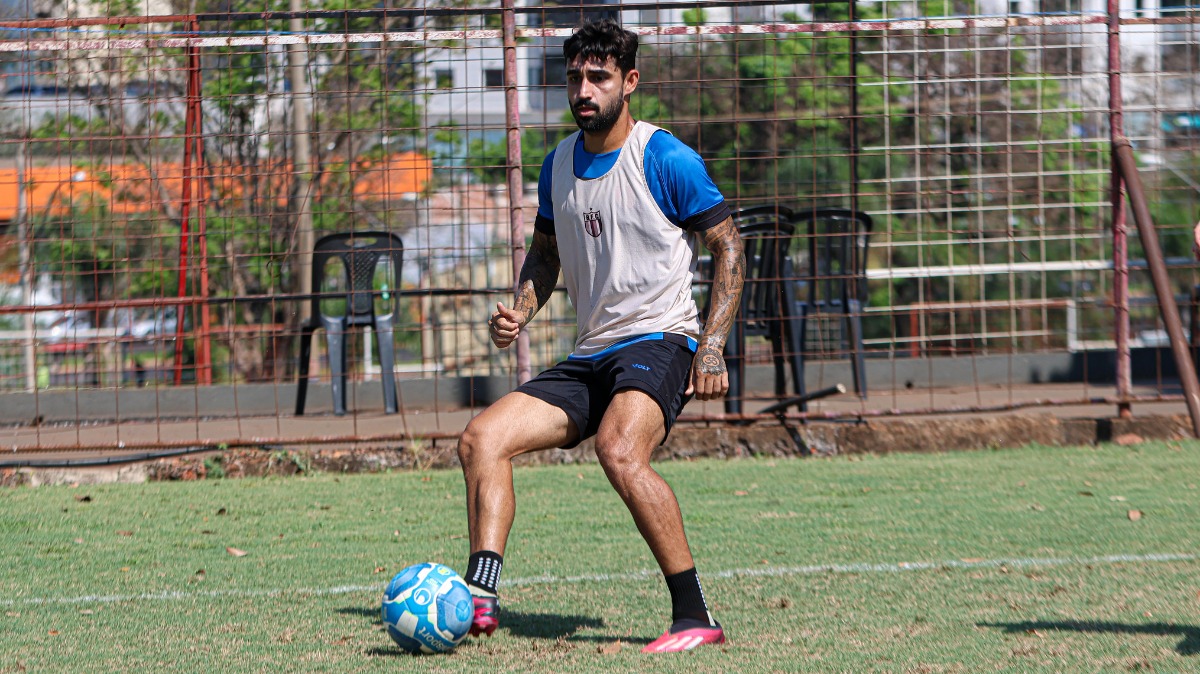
[0,151,433,223]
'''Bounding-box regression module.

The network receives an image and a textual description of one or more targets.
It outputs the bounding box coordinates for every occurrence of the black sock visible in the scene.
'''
[664,567,715,627]
[465,550,503,596]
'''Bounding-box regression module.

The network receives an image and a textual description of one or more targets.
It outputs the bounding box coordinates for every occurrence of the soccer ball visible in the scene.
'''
[382,562,474,654]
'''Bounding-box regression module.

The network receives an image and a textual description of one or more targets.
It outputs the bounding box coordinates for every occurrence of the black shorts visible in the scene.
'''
[515,334,696,449]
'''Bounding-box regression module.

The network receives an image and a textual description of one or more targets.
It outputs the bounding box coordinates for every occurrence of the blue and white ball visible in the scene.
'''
[382,562,473,654]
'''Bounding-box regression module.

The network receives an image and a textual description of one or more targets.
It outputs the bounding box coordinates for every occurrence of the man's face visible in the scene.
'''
[566,56,636,133]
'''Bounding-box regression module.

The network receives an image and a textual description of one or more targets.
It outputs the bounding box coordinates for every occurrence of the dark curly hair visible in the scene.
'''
[562,18,638,75]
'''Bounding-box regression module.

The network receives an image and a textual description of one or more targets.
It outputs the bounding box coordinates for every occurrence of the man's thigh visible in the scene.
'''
[595,388,669,454]
[466,391,579,458]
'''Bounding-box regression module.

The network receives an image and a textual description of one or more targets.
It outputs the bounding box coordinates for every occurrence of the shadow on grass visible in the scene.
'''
[981,620,1200,655]
[339,605,613,641]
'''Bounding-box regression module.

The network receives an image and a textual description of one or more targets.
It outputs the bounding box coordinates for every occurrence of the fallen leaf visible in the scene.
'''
[1114,433,1144,446]
[598,640,622,655]
[73,538,83,545]
[374,566,386,574]
[1025,629,1042,637]
[1128,510,1143,521]
[1109,496,1127,502]
[226,547,249,557]
[193,569,206,582]
[1077,491,1094,497]
[776,597,793,609]
[201,530,215,535]
[116,530,133,537]
[48,630,59,636]
[1030,504,1046,512]
[5,611,19,617]
[1144,611,1153,617]
[734,490,749,496]
[577,473,584,480]
[862,487,871,493]
[74,495,91,502]
[960,558,985,563]
[79,609,93,616]
[216,508,227,516]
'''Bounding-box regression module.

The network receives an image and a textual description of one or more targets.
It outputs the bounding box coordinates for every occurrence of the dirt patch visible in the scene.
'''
[126,412,1195,482]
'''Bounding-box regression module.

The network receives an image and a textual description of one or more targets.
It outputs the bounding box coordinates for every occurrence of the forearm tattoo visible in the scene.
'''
[513,231,561,324]
[698,217,745,370]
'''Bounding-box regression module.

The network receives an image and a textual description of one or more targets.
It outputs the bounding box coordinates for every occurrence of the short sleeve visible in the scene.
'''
[643,131,729,231]
[535,150,556,235]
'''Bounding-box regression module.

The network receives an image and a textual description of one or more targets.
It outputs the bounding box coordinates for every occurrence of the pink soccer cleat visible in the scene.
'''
[641,623,725,653]
[469,595,499,637]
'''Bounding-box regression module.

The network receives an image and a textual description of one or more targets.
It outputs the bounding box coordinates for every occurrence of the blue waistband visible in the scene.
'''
[567,332,698,361]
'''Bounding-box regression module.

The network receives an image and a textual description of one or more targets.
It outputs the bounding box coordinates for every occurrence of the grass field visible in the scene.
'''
[2,441,1199,673]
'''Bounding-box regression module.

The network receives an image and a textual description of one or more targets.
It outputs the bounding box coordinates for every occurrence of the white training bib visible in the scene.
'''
[550,122,703,357]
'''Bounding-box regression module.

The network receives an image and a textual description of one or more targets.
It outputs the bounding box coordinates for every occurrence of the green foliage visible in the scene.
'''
[682,8,707,27]
[466,111,575,185]
[202,455,226,479]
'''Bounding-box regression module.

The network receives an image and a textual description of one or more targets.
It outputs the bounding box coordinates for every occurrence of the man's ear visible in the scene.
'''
[624,68,640,97]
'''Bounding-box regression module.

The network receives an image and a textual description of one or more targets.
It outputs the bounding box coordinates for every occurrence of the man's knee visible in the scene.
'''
[457,417,494,468]
[594,430,646,476]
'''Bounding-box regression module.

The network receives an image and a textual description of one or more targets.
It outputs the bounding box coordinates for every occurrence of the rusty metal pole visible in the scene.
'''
[502,0,531,384]
[191,19,212,385]
[1108,0,1132,418]
[1113,139,1200,438]
[175,44,198,385]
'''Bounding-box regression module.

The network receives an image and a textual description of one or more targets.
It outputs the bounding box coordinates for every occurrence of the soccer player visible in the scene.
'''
[457,18,744,653]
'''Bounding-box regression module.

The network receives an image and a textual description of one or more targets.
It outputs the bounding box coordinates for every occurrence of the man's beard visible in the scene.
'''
[571,96,624,133]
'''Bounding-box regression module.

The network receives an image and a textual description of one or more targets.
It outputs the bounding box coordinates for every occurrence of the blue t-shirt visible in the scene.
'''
[534,129,729,235]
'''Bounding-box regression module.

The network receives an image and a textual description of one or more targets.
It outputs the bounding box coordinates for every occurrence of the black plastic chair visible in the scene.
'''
[295,231,403,416]
[719,206,806,415]
[791,208,872,402]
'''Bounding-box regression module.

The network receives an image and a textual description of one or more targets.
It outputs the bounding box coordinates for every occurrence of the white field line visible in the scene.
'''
[3,552,1194,608]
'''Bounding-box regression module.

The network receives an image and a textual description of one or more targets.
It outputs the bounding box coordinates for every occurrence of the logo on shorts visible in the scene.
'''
[632,363,651,371]
[582,210,604,237]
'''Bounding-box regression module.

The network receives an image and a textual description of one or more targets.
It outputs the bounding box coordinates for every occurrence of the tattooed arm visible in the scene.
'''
[489,230,562,349]
[691,216,745,400]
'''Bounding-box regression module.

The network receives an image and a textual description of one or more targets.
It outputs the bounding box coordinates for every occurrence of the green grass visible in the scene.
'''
[2,441,1200,673]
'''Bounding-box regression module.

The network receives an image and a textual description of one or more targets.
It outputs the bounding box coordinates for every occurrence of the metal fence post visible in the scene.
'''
[1108,0,1131,418]
[503,0,531,384]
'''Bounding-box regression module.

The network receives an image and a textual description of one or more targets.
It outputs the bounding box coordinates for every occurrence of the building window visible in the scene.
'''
[543,55,566,86]
[434,70,453,89]
[484,69,504,88]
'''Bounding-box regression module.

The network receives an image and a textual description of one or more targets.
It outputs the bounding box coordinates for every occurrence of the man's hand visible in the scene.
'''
[489,302,527,349]
[687,342,729,401]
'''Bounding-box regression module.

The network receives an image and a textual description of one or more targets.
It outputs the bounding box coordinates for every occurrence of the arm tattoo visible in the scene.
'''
[698,217,745,364]
[512,230,561,325]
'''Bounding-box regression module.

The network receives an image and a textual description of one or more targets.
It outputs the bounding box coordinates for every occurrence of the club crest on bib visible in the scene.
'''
[582,210,604,237]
